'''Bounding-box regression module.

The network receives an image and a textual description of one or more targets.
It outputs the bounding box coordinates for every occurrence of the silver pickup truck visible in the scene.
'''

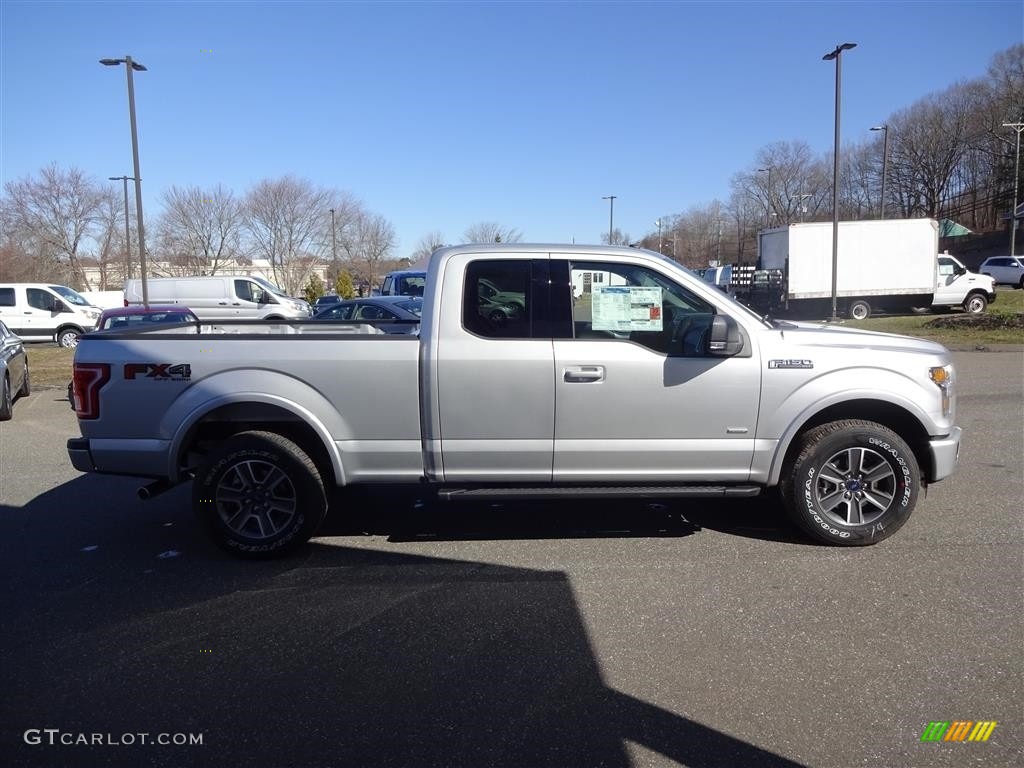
[68,244,961,557]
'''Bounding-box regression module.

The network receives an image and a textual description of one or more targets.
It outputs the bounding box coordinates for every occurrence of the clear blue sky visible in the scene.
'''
[1,0,1020,256]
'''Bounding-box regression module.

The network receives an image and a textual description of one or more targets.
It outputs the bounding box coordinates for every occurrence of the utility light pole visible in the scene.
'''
[823,42,857,321]
[758,167,773,227]
[602,196,617,244]
[108,175,135,281]
[1004,122,1024,257]
[329,208,337,262]
[870,124,889,219]
[100,55,149,306]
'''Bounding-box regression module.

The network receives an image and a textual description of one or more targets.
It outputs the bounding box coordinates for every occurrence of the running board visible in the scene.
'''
[436,485,762,502]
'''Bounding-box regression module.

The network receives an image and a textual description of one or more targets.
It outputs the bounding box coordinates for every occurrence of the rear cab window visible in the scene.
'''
[462,261,532,338]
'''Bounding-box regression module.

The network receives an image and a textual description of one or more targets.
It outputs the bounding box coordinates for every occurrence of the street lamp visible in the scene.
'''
[602,195,617,244]
[108,176,136,281]
[758,167,773,227]
[1003,122,1024,257]
[823,42,857,321]
[100,55,149,307]
[870,124,889,219]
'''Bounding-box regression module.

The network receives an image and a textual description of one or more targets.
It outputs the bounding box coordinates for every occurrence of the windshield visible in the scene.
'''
[49,285,92,306]
[250,276,288,297]
[394,298,423,317]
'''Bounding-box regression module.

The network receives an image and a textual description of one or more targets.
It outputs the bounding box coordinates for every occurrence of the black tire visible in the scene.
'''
[56,328,81,348]
[848,300,871,320]
[780,420,920,546]
[0,375,11,421]
[18,360,31,398]
[963,293,988,315]
[193,430,327,558]
[1018,276,1024,290]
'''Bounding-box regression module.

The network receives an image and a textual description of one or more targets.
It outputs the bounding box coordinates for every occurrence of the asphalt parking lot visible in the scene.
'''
[1,349,1021,768]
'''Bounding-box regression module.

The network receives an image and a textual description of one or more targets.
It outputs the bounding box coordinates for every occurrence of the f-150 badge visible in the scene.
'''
[768,359,813,369]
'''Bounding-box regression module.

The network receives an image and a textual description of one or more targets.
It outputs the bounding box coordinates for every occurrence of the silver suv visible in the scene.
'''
[978,255,1024,288]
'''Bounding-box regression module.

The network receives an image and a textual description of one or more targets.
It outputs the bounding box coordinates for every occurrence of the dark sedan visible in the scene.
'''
[312,296,422,334]
[0,319,30,420]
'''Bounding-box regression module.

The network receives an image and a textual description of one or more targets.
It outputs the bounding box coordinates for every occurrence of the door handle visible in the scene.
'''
[218,301,229,305]
[563,365,605,383]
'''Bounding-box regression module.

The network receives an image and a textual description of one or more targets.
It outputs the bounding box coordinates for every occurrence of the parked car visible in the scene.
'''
[95,305,199,331]
[313,294,343,310]
[312,296,422,334]
[0,319,30,420]
[978,256,1024,288]
[0,283,102,347]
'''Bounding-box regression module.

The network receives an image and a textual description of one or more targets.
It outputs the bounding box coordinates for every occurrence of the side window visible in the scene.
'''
[0,288,15,306]
[463,260,531,339]
[381,276,394,295]
[356,305,396,320]
[235,280,266,303]
[569,261,715,356]
[27,288,55,311]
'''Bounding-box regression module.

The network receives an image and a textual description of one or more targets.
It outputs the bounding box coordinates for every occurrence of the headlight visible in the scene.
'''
[929,365,954,417]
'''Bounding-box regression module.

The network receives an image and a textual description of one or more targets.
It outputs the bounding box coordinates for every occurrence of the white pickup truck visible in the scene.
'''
[68,245,961,557]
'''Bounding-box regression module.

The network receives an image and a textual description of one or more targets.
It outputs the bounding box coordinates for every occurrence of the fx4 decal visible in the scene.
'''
[124,363,192,381]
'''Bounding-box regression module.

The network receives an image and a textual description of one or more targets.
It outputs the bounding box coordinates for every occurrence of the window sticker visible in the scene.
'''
[592,286,663,331]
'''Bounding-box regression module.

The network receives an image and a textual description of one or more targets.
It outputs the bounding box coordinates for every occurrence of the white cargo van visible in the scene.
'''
[124,276,311,320]
[0,283,102,347]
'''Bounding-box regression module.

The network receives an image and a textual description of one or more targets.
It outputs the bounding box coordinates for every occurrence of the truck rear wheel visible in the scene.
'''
[780,420,919,546]
[848,300,871,320]
[193,430,327,558]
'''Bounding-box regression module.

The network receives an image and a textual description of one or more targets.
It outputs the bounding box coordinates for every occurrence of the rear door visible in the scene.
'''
[434,255,555,482]
[0,287,26,337]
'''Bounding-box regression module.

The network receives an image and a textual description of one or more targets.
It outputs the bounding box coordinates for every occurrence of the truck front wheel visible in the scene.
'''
[780,420,919,546]
[963,293,988,314]
[56,328,81,348]
[193,430,327,558]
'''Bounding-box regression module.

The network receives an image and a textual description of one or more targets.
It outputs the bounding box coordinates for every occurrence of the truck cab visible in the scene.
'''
[932,253,995,314]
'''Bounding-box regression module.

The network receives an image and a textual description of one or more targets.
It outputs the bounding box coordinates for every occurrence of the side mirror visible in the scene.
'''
[954,265,967,276]
[708,315,743,356]
[50,299,69,313]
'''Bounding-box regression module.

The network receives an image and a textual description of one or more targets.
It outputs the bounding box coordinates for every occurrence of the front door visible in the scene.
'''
[553,258,760,482]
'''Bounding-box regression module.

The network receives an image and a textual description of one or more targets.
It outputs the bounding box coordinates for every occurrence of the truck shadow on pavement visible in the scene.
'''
[324,487,810,546]
[1,475,809,768]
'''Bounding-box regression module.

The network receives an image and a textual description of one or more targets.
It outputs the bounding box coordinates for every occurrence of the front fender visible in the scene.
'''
[761,366,943,486]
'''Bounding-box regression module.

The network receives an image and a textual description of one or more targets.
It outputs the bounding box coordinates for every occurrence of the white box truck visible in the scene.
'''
[751,219,939,319]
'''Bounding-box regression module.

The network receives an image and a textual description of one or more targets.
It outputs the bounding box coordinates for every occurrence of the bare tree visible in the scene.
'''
[90,186,126,289]
[411,230,446,264]
[340,210,397,290]
[156,184,244,276]
[1,164,103,287]
[243,176,333,294]
[462,222,523,243]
